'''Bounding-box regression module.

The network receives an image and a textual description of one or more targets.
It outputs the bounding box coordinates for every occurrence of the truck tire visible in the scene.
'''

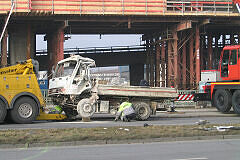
[0,100,7,123]
[134,102,151,121]
[232,90,240,114]
[77,98,96,118]
[10,97,38,124]
[213,89,232,113]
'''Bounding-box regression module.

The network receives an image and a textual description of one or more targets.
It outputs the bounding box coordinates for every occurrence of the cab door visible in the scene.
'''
[228,49,238,80]
[220,49,230,79]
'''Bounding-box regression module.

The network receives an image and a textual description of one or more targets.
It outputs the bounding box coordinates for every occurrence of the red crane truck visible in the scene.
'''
[195,45,240,114]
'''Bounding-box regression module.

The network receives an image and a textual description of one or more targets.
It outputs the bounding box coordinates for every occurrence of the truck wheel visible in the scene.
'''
[10,97,38,124]
[134,102,151,120]
[213,89,232,113]
[0,100,7,123]
[77,99,96,118]
[232,90,240,114]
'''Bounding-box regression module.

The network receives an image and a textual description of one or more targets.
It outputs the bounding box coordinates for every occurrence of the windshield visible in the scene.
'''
[55,61,77,78]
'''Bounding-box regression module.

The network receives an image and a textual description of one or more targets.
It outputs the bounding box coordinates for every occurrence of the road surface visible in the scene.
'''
[1,139,240,160]
[0,108,239,130]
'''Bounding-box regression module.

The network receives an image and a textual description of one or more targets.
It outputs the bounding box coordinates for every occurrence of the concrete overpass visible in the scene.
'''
[0,0,240,89]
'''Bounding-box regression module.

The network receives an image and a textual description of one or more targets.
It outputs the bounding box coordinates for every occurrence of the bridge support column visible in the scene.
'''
[155,43,160,87]
[149,40,154,87]
[189,30,194,89]
[145,40,150,83]
[47,27,64,73]
[130,63,144,86]
[1,28,8,66]
[207,34,213,69]
[167,30,178,88]
[9,24,35,64]
[182,40,187,89]
[160,42,166,87]
[195,25,200,87]
[230,33,235,45]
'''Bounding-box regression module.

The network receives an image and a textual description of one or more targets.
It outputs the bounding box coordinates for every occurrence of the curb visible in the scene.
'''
[1,135,240,149]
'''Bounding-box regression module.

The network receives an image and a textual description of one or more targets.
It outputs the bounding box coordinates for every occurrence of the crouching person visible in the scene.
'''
[115,101,136,122]
[49,105,62,114]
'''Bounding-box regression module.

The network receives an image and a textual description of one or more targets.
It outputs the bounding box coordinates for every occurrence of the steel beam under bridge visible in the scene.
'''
[36,51,146,70]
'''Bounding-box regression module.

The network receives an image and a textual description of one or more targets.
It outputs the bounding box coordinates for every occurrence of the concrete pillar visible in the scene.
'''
[155,43,160,87]
[195,25,200,85]
[207,34,213,69]
[9,25,35,65]
[1,29,8,66]
[130,63,144,86]
[47,27,64,73]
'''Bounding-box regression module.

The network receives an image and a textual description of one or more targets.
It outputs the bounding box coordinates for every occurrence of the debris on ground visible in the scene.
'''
[214,126,234,132]
[195,126,240,132]
[195,119,210,125]
[143,123,149,127]
[124,128,130,131]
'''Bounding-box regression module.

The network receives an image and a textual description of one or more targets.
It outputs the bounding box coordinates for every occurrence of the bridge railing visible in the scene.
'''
[36,45,146,55]
[0,0,236,15]
[167,0,233,13]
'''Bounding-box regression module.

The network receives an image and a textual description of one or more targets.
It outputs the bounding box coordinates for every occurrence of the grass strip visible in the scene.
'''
[1,124,240,145]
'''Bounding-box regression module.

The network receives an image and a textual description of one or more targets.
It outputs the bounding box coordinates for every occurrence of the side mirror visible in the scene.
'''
[51,66,55,75]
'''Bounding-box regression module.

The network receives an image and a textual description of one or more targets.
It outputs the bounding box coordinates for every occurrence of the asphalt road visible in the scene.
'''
[1,139,240,160]
[0,108,239,130]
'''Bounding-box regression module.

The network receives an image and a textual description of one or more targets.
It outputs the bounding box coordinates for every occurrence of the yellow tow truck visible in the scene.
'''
[0,59,66,124]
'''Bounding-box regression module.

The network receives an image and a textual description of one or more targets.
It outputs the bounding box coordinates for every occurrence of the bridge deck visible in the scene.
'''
[0,0,238,17]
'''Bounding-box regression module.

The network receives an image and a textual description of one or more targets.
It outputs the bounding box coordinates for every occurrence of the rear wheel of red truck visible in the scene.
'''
[134,102,151,121]
[0,99,7,123]
[232,90,240,114]
[213,89,232,113]
[10,97,38,124]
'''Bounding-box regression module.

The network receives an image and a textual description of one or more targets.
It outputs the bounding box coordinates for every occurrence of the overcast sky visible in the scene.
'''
[36,34,143,50]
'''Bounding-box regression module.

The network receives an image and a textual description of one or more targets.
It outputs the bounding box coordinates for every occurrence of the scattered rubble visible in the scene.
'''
[195,119,210,125]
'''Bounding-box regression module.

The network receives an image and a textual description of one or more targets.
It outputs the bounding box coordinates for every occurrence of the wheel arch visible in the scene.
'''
[10,92,41,115]
[0,95,9,109]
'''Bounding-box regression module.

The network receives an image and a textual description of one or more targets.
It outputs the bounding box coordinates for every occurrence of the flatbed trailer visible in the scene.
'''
[98,85,177,98]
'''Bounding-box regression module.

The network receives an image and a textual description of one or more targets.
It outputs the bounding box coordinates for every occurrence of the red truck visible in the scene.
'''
[195,45,240,114]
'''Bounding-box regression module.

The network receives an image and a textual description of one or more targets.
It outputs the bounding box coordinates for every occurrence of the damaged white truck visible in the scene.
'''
[48,55,178,120]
